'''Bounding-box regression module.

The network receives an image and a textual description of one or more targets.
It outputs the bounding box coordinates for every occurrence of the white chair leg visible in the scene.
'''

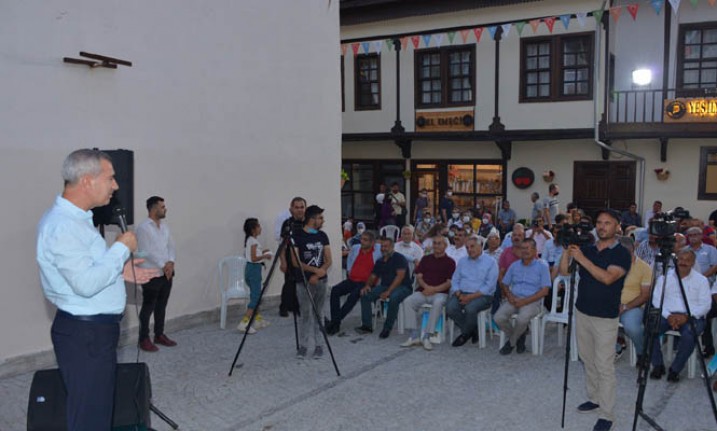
[628,338,637,367]
[220,298,228,329]
[570,325,579,362]
[531,316,541,356]
[397,303,405,334]
[478,310,488,349]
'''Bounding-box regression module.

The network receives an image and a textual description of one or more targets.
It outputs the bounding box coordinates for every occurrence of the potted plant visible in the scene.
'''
[341,169,349,188]
[542,170,555,182]
[654,168,670,181]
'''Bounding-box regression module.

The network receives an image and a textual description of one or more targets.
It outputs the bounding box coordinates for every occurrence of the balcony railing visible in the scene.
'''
[609,87,717,124]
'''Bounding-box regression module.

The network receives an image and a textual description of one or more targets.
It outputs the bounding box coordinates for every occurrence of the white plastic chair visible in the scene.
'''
[540,275,579,361]
[663,330,699,379]
[218,255,249,329]
[372,298,405,334]
[448,308,492,348]
[380,225,400,242]
[498,299,544,356]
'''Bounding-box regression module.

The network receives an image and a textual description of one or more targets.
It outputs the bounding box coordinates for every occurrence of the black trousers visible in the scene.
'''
[139,275,173,340]
[280,272,300,313]
[51,311,119,431]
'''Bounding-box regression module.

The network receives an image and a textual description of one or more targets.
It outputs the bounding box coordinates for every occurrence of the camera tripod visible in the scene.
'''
[560,260,578,428]
[631,247,717,430]
[228,225,340,377]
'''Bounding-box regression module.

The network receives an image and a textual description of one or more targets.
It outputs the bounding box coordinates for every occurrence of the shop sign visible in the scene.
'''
[664,97,717,123]
[415,110,474,132]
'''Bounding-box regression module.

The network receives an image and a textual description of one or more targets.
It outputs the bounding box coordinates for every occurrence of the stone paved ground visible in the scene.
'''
[1,306,716,431]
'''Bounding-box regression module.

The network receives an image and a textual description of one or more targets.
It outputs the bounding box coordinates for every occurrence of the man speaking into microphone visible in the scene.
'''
[37,149,156,430]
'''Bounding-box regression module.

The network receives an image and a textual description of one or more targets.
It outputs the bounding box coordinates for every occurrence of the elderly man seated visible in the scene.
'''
[495,238,551,355]
[400,234,456,350]
[356,236,413,339]
[446,235,498,347]
[649,249,712,382]
[394,225,424,277]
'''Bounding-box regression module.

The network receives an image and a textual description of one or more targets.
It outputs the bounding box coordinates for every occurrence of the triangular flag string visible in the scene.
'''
[593,8,605,24]
[515,21,527,36]
[385,39,393,51]
[690,0,699,7]
[488,26,498,40]
[447,31,457,44]
[610,6,623,22]
[422,34,431,47]
[652,0,665,14]
[473,27,484,43]
[559,14,571,30]
[544,16,557,33]
[710,0,717,6]
[668,0,681,15]
[435,33,444,47]
[459,29,470,43]
[529,19,541,33]
[351,43,360,56]
[400,37,408,50]
[627,3,640,20]
[361,41,370,54]
[501,23,512,39]
[372,40,382,54]
[576,11,588,27]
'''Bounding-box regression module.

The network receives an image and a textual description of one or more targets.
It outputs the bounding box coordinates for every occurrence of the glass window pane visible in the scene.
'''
[462,51,470,61]
[422,81,431,91]
[540,71,550,83]
[684,70,700,84]
[462,63,469,75]
[685,29,701,44]
[704,44,717,58]
[432,80,441,90]
[539,56,550,69]
[705,29,717,44]
[539,43,550,55]
[577,68,589,81]
[564,69,576,82]
[463,90,472,101]
[539,84,550,96]
[451,90,461,101]
[526,57,537,69]
[527,72,537,84]
[564,54,575,66]
[685,46,701,60]
[527,44,538,56]
[422,93,431,104]
[564,82,576,95]
[701,69,717,84]
[577,82,589,94]
[527,85,537,97]
[431,65,440,76]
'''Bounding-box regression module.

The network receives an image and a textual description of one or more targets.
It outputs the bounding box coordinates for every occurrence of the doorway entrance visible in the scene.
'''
[573,161,636,219]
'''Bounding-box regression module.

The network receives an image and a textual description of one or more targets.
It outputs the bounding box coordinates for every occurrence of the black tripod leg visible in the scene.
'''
[150,403,179,430]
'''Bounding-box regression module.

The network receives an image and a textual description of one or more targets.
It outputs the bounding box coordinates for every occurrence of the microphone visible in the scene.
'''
[113,206,128,233]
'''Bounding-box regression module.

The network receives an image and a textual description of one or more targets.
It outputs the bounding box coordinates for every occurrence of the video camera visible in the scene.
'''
[648,208,690,238]
[556,221,594,248]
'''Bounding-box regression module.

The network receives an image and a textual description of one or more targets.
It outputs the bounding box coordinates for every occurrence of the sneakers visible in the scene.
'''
[254,314,270,329]
[499,341,513,355]
[422,337,433,351]
[516,332,527,354]
[154,334,177,347]
[296,346,307,359]
[237,318,257,334]
[313,346,323,359]
[593,418,613,431]
[400,337,422,348]
[379,329,391,339]
[577,401,600,414]
[139,338,158,352]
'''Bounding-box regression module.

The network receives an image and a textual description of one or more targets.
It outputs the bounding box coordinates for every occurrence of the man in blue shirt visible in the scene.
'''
[356,236,412,339]
[495,238,550,354]
[446,235,498,347]
[37,149,156,431]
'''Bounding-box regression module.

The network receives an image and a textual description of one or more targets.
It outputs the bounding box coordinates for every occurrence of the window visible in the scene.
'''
[354,54,381,110]
[521,33,593,102]
[341,160,404,226]
[698,146,717,200]
[415,45,475,108]
[678,23,717,93]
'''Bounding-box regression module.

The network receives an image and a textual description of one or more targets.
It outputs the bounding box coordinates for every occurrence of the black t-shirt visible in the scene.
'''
[372,252,411,290]
[710,209,717,227]
[293,229,330,282]
[575,241,632,319]
[439,197,454,222]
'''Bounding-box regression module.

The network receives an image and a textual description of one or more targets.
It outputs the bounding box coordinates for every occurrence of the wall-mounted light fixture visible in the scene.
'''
[632,68,652,87]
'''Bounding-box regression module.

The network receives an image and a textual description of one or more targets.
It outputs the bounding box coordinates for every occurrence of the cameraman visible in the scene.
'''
[559,209,631,431]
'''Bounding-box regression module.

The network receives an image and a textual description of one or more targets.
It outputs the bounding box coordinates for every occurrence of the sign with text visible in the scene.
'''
[415,110,474,132]
[664,97,717,123]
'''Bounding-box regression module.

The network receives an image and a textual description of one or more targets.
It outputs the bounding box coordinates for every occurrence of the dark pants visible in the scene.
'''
[651,317,705,374]
[701,301,717,351]
[51,311,120,431]
[360,285,413,331]
[280,272,299,314]
[139,275,172,340]
[329,279,363,324]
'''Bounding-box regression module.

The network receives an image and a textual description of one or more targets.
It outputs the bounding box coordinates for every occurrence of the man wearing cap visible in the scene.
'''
[559,209,631,431]
[291,205,332,359]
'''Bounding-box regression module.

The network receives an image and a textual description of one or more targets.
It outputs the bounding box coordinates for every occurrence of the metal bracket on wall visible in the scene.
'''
[601,139,612,161]
[394,139,412,159]
[63,51,132,69]
[495,140,511,160]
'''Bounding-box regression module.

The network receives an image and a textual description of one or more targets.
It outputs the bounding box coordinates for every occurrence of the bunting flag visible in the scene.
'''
[559,14,571,30]
[544,16,557,33]
[710,0,717,6]
[501,23,512,38]
[400,37,408,50]
[473,27,484,43]
[610,6,623,22]
[422,34,431,47]
[488,25,498,40]
[385,39,393,51]
[576,11,588,27]
[459,29,470,43]
[361,41,370,54]
[668,0,681,14]
[627,3,640,20]
[447,31,456,44]
[341,44,347,56]
[351,43,360,56]
[593,8,605,23]
[529,19,541,33]
[372,40,382,54]
[652,0,665,14]
[411,35,420,49]
[515,21,527,35]
[435,33,444,47]
[690,0,699,7]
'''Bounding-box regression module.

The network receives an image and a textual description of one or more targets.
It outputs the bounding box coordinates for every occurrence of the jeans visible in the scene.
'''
[329,279,363,324]
[360,285,412,331]
[245,262,262,310]
[296,280,327,349]
[139,275,173,340]
[446,294,492,336]
[651,317,705,374]
[619,306,645,355]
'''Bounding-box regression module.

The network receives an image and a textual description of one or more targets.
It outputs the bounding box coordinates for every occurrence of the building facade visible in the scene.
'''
[340,0,717,226]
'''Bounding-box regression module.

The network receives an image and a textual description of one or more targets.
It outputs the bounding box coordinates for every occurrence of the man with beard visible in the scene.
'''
[277,197,306,317]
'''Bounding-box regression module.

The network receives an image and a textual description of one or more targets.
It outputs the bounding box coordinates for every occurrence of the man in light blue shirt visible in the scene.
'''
[37,149,155,431]
[495,238,551,355]
[446,235,498,347]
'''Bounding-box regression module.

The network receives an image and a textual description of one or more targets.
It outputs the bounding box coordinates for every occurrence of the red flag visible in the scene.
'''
[544,17,556,33]
[610,6,623,22]
[627,3,639,20]
[710,0,716,5]
[473,27,483,43]
[460,29,470,43]
[529,19,541,33]
[351,43,360,56]
[341,44,347,56]
[411,36,420,49]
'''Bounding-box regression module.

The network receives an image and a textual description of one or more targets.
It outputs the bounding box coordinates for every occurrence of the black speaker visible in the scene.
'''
[93,149,134,227]
[27,363,152,431]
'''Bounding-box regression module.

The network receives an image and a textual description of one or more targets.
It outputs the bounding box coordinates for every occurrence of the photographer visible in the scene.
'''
[559,209,631,431]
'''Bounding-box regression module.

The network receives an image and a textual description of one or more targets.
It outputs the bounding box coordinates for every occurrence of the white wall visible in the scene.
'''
[0,1,341,370]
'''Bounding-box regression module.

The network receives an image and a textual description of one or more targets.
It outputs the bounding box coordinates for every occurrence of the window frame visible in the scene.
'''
[519,32,594,103]
[354,53,382,111]
[414,44,476,109]
[677,21,717,95]
[698,146,717,200]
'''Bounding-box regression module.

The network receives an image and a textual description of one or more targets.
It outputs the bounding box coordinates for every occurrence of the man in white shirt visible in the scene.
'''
[394,225,424,277]
[525,218,553,257]
[136,196,177,352]
[643,200,662,228]
[446,228,468,263]
[649,249,712,382]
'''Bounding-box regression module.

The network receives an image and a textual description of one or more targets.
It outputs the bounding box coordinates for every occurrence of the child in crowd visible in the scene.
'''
[239,218,273,333]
